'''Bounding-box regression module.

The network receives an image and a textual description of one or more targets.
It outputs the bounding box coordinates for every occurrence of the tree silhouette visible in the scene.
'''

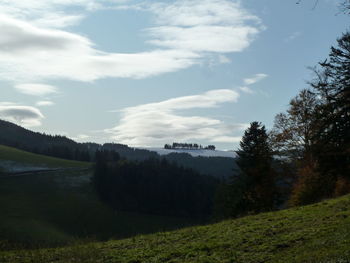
[236,122,275,213]
[311,31,350,182]
[270,89,320,160]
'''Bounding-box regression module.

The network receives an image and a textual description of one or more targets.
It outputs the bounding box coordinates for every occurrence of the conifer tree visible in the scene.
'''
[236,122,275,212]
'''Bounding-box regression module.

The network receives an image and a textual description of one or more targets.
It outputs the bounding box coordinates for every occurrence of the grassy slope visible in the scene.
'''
[1,195,350,263]
[0,145,90,169]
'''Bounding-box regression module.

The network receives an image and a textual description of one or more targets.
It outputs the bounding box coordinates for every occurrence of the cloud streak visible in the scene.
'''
[14,83,58,96]
[106,89,246,147]
[239,86,254,94]
[0,105,44,127]
[243,73,268,85]
[36,100,55,106]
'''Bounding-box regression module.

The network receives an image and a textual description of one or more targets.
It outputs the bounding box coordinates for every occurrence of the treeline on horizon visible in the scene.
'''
[164,142,216,150]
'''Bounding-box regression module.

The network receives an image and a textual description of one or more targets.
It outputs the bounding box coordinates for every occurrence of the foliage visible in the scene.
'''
[270,89,320,160]
[340,0,350,14]
[272,31,350,206]
[289,160,324,206]
[213,177,247,219]
[334,176,350,197]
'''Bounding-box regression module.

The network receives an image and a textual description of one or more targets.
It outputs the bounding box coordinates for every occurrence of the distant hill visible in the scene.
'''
[102,144,238,178]
[0,119,237,178]
[0,145,90,174]
[164,152,237,179]
[0,119,91,161]
[145,147,236,158]
[2,194,349,262]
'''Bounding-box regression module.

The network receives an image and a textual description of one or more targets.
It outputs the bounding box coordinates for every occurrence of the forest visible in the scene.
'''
[93,150,219,219]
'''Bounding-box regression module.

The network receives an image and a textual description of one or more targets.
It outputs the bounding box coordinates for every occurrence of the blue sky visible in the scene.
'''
[0,0,348,150]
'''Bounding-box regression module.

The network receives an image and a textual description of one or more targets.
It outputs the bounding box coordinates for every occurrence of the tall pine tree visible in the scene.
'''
[236,122,275,213]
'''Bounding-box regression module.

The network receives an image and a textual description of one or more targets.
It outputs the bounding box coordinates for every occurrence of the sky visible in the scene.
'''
[0,0,348,150]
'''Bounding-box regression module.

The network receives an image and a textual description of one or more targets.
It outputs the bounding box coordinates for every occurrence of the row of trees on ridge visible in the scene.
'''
[164,143,216,150]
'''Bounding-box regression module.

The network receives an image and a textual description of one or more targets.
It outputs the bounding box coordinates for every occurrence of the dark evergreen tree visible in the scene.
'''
[236,122,275,212]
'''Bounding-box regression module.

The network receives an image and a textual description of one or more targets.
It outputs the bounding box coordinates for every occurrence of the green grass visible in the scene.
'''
[0,145,90,169]
[1,195,350,262]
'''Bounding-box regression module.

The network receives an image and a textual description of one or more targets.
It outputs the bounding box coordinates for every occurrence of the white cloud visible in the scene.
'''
[0,105,44,127]
[106,89,246,147]
[0,102,17,106]
[32,14,85,29]
[0,15,199,82]
[243,73,268,85]
[0,0,263,82]
[36,100,55,106]
[239,86,254,94]
[71,134,90,141]
[210,136,242,143]
[147,25,259,53]
[14,83,58,96]
[0,0,129,28]
[147,0,261,53]
[149,0,260,27]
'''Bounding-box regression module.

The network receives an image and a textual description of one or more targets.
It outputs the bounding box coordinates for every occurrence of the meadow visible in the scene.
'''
[1,194,349,262]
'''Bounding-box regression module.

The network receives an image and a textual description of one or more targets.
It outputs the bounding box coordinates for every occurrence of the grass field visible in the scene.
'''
[1,194,349,263]
[0,145,90,170]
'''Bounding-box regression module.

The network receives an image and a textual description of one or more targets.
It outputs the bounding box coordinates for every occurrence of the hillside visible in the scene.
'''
[1,195,349,262]
[104,144,237,178]
[144,147,236,158]
[0,119,91,161]
[0,145,90,173]
[0,168,198,250]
